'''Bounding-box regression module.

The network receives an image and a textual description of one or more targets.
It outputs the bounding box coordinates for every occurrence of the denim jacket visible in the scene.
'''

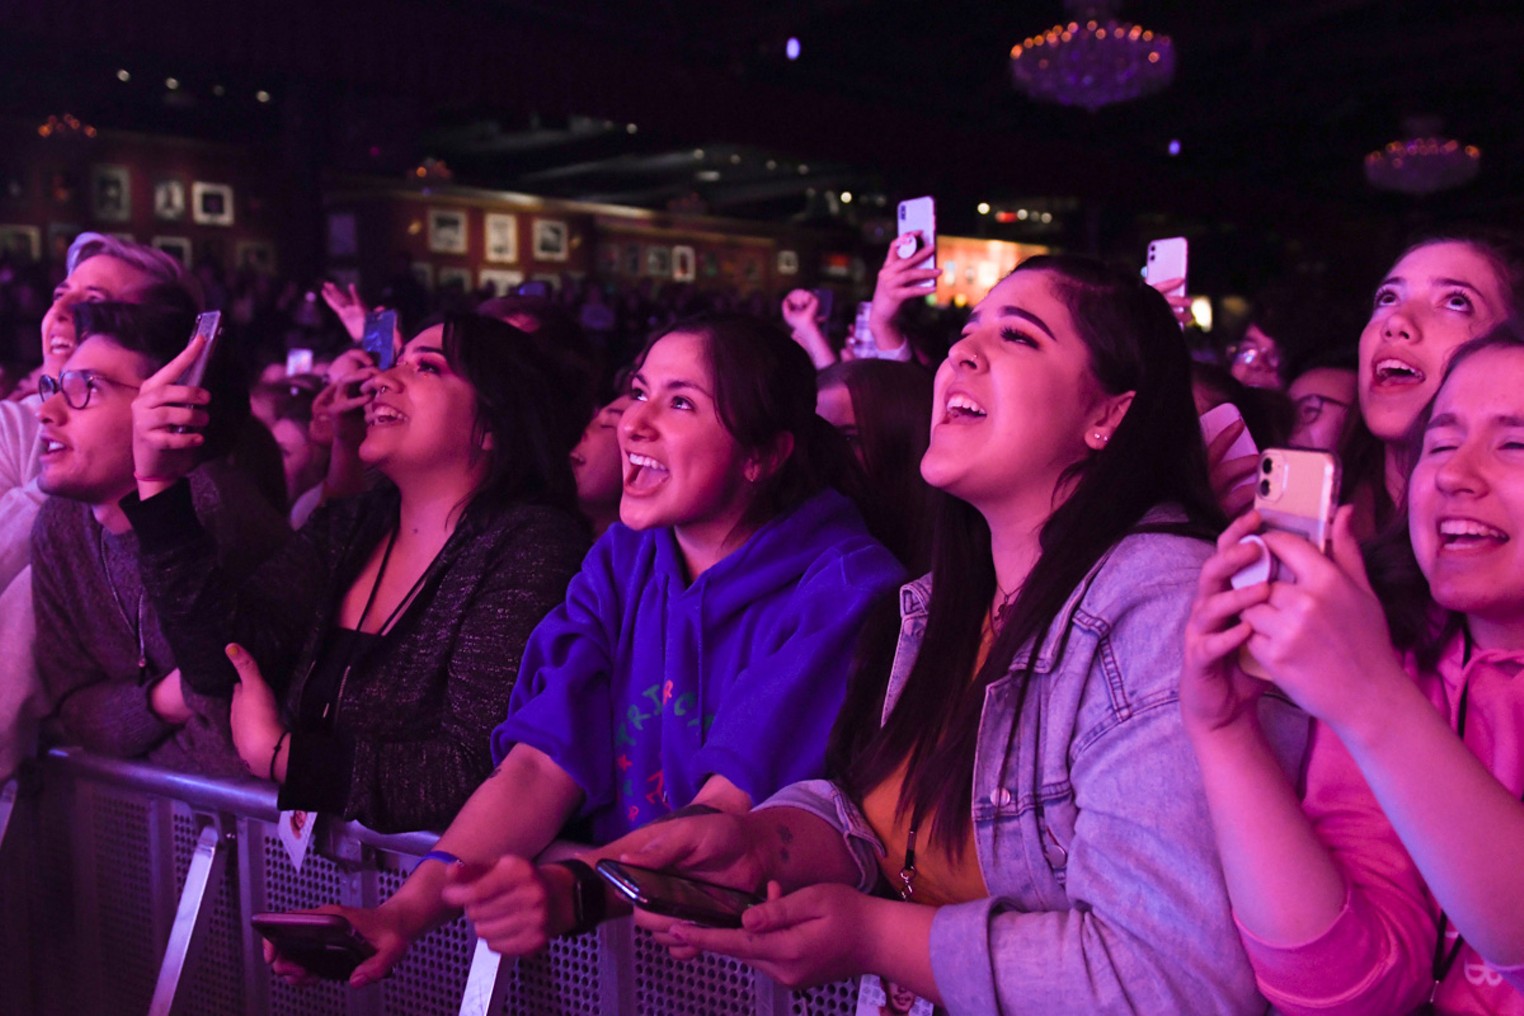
[764,524,1309,1014]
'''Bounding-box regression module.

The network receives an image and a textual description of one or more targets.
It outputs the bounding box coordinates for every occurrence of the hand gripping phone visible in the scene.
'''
[1232,448,1341,677]
[250,912,377,981]
[1144,236,1188,299]
[595,859,763,929]
[895,196,937,289]
[176,311,223,387]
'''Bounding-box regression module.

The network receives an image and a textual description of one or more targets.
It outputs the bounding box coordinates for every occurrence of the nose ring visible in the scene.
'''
[374,383,391,395]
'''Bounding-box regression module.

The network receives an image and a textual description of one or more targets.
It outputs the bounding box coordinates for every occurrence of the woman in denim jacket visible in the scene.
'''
[619,255,1310,1013]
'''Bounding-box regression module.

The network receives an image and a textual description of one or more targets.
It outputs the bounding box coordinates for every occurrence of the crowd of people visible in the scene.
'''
[2,221,1523,1015]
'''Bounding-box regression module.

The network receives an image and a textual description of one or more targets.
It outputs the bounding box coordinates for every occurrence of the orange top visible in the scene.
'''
[858,617,996,906]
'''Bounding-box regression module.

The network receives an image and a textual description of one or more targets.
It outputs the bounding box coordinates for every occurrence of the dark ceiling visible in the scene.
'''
[6,0,1524,284]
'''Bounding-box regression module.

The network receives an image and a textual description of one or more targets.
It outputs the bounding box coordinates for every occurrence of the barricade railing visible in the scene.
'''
[0,748,862,1016]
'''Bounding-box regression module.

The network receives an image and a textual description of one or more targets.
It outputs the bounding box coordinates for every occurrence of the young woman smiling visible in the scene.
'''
[613,257,1308,1013]
[264,315,904,987]
[1183,325,1524,1013]
[123,314,589,832]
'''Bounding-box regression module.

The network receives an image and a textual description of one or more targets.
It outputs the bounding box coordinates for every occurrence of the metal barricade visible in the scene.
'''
[3,749,862,1016]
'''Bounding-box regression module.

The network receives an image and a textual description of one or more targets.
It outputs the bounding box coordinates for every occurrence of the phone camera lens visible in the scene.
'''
[1261,458,1273,474]
[1258,479,1271,497]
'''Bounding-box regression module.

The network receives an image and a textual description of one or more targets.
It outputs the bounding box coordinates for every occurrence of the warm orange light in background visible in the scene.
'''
[932,236,1049,306]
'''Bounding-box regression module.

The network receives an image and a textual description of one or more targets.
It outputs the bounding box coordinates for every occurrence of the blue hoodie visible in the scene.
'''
[492,488,904,844]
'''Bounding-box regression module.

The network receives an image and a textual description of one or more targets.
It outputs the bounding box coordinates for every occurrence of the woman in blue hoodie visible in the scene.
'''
[267,315,904,985]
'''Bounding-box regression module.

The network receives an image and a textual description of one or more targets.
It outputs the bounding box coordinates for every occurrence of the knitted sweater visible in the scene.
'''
[123,480,589,833]
[32,463,289,776]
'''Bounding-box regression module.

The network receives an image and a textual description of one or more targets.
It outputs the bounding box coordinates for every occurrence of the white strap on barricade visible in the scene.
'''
[0,778,16,849]
[458,936,505,1016]
[148,820,226,1016]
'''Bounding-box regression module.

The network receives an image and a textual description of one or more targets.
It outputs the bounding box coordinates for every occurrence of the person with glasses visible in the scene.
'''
[1286,356,1357,452]
[1228,325,1286,391]
[30,296,288,775]
[0,233,203,780]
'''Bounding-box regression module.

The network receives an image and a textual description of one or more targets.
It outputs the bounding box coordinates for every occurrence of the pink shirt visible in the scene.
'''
[1240,633,1524,1015]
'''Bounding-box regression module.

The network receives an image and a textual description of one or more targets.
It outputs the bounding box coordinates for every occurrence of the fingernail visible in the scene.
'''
[225,643,241,660]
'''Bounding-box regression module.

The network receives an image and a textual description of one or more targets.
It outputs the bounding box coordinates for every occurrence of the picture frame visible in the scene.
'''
[671,245,696,283]
[409,261,435,292]
[437,265,472,291]
[191,182,234,226]
[776,249,800,275]
[484,213,518,263]
[645,245,672,278]
[478,268,525,296]
[428,209,468,254]
[235,240,276,274]
[153,178,187,222]
[151,235,192,266]
[47,223,79,263]
[90,164,131,223]
[532,218,569,262]
[0,224,41,262]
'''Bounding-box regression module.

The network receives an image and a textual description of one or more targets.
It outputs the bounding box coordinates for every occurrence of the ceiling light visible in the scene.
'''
[1010,1,1175,111]
[1365,116,1480,195]
[786,37,801,61]
[840,191,853,204]
[116,69,131,83]
[977,201,991,215]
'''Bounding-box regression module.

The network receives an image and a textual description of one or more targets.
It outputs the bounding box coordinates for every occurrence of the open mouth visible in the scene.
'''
[943,393,987,422]
[47,336,74,360]
[1438,517,1509,550]
[39,437,67,458]
[1372,357,1425,388]
[624,451,669,493]
[366,405,407,427]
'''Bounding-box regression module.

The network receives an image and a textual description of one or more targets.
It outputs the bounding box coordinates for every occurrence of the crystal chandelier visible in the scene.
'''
[1010,0,1175,112]
[1364,117,1480,196]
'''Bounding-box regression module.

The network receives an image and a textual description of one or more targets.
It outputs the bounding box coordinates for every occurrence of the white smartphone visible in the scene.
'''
[1144,237,1188,298]
[285,347,314,377]
[177,311,223,387]
[896,196,937,289]
[1200,402,1260,475]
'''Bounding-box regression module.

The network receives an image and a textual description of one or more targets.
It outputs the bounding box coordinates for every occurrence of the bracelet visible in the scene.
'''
[420,849,463,868]
[268,730,290,781]
[135,473,178,485]
[551,859,606,936]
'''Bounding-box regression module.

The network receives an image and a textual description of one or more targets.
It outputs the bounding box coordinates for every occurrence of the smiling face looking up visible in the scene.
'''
[1358,240,1511,444]
[40,255,158,375]
[359,325,485,485]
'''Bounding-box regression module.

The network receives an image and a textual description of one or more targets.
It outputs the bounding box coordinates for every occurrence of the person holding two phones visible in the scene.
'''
[1182,326,1524,1013]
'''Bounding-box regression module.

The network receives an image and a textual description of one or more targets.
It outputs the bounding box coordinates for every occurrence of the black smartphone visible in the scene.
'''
[810,287,835,324]
[250,912,376,981]
[360,309,397,371]
[595,859,763,929]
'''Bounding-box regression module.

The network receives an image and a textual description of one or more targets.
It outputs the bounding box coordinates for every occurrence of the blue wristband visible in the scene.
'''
[420,849,462,868]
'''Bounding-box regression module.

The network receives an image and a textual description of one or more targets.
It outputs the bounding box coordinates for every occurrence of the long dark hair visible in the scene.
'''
[437,313,580,514]
[631,314,863,528]
[832,254,1223,855]
[1365,322,1524,670]
[817,360,939,574]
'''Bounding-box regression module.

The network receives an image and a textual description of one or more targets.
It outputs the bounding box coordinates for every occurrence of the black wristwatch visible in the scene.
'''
[553,859,606,936]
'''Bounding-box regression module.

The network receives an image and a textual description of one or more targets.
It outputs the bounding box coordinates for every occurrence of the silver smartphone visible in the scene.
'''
[896,196,937,289]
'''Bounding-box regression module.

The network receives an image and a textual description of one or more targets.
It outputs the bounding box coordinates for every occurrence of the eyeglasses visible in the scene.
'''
[1294,393,1350,425]
[38,370,142,411]
[1232,345,1281,370]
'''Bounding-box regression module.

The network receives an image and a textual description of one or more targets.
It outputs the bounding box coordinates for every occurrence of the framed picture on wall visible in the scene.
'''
[428,209,468,254]
[671,245,696,283]
[151,235,192,266]
[645,245,672,278]
[191,182,234,226]
[0,224,41,262]
[479,268,525,296]
[437,266,472,291]
[153,178,187,222]
[90,165,131,223]
[484,213,518,263]
[410,261,435,291]
[47,223,80,263]
[236,241,276,274]
[776,249,800,275]
[532,218,568,262]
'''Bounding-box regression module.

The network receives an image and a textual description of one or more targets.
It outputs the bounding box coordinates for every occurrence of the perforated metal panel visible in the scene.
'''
[632,925,758,1015]
[792,977,861,1016]
[377,855,476,1016]
[85,785,163,1015]
[255,819,353,1016]
[502,926,605,1015]
[170,807,246,1016]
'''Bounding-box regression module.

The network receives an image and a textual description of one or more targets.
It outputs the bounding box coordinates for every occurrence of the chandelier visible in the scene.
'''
[37,113,98,139]
[1010,0,1175,112]
[1364,117,1480,196]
